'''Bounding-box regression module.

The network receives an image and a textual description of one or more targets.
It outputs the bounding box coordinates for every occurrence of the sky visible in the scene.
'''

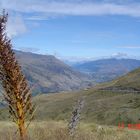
[0,0,140,61]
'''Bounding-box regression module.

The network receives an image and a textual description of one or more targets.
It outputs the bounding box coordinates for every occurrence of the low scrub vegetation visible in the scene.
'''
[0,121,140,140]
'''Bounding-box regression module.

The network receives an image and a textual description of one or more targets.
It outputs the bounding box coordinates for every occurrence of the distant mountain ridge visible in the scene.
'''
[1,50,140,95]
[73,58,140,83]
[14,50,93,95]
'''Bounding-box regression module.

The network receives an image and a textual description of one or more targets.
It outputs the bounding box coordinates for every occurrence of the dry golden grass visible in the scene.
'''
[1,121,140,140]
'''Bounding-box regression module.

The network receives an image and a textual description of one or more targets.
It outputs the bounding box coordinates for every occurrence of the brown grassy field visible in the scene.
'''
[1,89,140,139]
[1,121,140,140]
[1,68,140,140]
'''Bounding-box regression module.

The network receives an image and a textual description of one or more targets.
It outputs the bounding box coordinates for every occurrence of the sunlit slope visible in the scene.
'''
[101,68,140,91]
[1,68,140,126]
[33,68,140,125]
[1,88,140,126]
[33,89,140,126]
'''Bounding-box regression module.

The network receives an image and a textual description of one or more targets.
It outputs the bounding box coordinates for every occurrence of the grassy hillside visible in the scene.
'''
[32,89,140,126]
[101,68,140,91]
[1,88,140,126]
[1,68,140,125]
[32,67,140,125]
[1,67,140,125]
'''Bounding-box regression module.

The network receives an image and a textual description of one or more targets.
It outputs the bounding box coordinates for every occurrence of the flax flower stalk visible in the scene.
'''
[68,97,85,136]
[0,10,35,140]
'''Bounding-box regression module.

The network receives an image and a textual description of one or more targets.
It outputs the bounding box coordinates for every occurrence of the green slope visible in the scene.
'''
[1,89,140,125]
[32,89,140,126]
[101,68,140,91]
[32,68,140,125]
[1,68,140,127]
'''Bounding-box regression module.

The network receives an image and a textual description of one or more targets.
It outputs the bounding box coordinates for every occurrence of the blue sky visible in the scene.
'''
[1,0,140,61]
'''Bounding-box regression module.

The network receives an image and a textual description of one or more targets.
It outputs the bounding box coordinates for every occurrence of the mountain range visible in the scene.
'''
[1,61,140,125]
[14,50,92,95]
[73,58,140,83]
[2,50,138,95]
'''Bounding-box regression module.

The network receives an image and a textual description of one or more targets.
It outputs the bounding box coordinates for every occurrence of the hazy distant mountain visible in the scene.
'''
[14,50,92,95]
[73,58,140,83]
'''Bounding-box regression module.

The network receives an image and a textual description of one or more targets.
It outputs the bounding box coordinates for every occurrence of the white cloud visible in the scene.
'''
[16,47,40,53]
[111,52,140,60]
[111,52,128,58]
[26,15,49,21]
[6,15,27,38]
[55,54,97,62]
[1,0,140,18]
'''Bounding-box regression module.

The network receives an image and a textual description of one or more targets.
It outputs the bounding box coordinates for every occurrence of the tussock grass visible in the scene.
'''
[1,121,140,140]
[32,91,140,126]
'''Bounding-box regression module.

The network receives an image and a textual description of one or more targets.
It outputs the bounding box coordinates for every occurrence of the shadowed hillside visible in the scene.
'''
[14,50,93,95]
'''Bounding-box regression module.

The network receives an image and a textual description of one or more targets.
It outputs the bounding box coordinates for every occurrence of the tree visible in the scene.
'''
[0,10,35,140]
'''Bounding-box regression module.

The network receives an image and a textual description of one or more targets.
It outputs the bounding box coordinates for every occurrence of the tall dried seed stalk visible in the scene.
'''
[0,10,35,140]
[68,97,85,136]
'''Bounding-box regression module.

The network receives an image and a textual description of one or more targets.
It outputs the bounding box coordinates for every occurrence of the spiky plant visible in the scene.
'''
[68,97,85,136]
[0,10,35,140]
